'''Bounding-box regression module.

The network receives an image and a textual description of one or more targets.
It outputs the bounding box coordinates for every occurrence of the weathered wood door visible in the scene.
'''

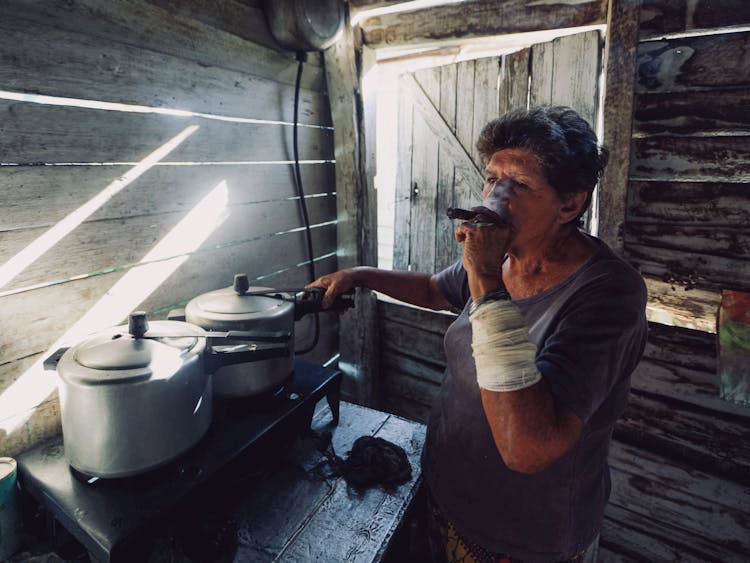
[393,31,602,274]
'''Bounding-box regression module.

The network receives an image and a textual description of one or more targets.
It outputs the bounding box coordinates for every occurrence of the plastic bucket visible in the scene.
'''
[0,457,21,561]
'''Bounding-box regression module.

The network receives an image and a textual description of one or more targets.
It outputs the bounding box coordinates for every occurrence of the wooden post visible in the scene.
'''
[324,10,379,407]
[597,0,640,254]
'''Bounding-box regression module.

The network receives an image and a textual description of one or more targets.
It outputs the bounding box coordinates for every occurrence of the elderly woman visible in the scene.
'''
[309,106,647,562]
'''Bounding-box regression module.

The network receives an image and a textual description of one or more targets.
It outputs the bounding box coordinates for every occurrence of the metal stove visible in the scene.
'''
[16,359,341,563]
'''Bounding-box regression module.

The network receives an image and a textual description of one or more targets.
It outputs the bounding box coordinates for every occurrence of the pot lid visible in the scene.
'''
[74,320,200,371]
[188,274,293,319]
[192,290,286,315]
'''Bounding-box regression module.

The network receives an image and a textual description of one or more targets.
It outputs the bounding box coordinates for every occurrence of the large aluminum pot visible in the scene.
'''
[183,274,295,398]
[47,312,290,478]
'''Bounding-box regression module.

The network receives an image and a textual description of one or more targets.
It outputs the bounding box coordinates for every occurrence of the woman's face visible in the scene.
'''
[482,147,567,250]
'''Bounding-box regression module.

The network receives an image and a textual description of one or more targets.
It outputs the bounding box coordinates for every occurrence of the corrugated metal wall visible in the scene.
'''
[0,0,339,457]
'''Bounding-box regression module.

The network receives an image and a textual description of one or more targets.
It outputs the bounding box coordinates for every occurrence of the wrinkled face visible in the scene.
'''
[482,148,567,248]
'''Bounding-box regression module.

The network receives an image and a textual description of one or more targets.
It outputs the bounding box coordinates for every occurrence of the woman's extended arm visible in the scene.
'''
[307,266,452,312]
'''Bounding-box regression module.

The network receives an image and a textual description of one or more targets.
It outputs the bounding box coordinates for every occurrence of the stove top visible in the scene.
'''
[16,359,341,563]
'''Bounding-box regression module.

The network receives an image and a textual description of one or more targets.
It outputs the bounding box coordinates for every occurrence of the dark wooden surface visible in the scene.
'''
[232,401,427,562]
[13,380,428,563]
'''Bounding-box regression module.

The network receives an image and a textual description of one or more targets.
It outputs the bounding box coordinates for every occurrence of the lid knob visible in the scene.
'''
[128,311,149,338]
[233,273,250,295]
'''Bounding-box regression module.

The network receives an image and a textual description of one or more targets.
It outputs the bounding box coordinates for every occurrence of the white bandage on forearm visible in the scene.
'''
[470,299,542,392]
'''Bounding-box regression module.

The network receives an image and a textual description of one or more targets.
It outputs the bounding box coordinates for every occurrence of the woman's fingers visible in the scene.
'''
[456,222,509,278]
[305,271,354,309]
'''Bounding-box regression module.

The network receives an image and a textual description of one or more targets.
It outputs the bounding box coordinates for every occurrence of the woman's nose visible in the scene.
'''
[483,182,511,215]
[485,179,512,198]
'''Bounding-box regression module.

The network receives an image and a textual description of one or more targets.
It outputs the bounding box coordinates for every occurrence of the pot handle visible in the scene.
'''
[167,308,186,321]
[43,347,69,371]
[294,287,355,320]
[205,342,291,373]
[211,330,291,343]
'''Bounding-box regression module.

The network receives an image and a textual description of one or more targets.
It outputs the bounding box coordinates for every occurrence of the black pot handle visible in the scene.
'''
[293,287,355,320]
[204,342,291,373]
[211,330,291,343]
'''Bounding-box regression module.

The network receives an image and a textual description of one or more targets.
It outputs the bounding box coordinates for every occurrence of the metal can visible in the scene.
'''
[0,457,21,560]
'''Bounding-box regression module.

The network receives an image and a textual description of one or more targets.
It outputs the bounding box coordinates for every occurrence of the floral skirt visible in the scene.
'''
[425,491,592,563]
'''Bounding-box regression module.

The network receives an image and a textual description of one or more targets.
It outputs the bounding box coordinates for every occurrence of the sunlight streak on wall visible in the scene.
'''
[0,90,331,129]
[0,180,229,434]
[0,126,199,290]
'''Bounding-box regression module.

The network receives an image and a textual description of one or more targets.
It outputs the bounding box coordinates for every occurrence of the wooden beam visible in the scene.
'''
[626,242,750,293]
[597,0,640,254]
[324,11,379,407]
[324,18,376,270]
[0,102,333,166]
[633,90,750,136]
[644,275,720,333]
[631,136,750,181]
[627,180,750,226]
[358,0,608,49]
[349,0,416,12]
[639,0,750,40]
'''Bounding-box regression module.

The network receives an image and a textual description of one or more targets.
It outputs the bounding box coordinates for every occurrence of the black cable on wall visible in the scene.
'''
[292,51,320,355]
[293,51,316,284]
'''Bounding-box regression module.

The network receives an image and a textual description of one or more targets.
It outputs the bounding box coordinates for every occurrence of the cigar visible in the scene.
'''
[446,208,478,221]
[446,207,507,227]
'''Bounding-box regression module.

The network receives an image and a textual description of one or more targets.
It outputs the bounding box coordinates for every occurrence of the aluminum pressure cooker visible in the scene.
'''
[45,312,290,478]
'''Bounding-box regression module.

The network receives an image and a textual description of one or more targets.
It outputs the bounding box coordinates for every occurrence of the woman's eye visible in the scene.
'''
[485,177,527,190]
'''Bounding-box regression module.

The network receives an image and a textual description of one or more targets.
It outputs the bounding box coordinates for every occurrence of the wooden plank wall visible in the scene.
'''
[374,3,750,560]
[0,0,339,457]
[627,3,750,292]
[598,1,750,560]
[378,297,452,422]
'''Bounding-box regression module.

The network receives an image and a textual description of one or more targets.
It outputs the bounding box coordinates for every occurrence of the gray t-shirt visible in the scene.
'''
[423,236,647,562]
